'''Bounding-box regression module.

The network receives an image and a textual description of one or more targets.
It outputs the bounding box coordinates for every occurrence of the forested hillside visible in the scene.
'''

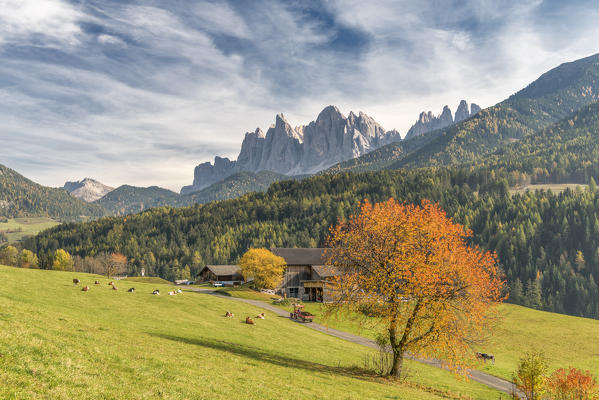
[0,164,107,221]
[95,171,290,216]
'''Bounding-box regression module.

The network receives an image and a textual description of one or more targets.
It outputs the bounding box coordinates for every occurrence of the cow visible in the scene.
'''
[176,289,182,294]
[108,281,114,286]
[112,285,118,290]
[81,285,89,292]
[73,278,80,285]
[168,291,176,296]
[245,317,255,325]
[94,280,100,285]
[476,352,495,364]
[256,313,265,319]
[225,311,234,318]
[128,288,135,293]
[152,290,160,295]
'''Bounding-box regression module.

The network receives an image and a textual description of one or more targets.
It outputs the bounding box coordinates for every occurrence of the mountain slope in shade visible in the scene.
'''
[94,185,180,216]
[0,164,107,221]
[64,178,114,202]
[181,106,402,194]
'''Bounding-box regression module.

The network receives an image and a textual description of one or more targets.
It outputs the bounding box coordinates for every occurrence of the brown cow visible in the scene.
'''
[81,286,89,292]
[94,280,100,285]
[73,278,80,285]
[112,285,118,290]
[256,313,265,319]
[108,281,114,286]
[225,311,234,318]
[245,317,255,325]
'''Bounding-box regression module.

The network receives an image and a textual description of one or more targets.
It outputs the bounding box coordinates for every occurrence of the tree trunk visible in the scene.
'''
[389,345,404,377]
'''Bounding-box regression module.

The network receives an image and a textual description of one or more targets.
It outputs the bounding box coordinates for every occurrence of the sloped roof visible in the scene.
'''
[271,248,327,265]
[203,265,241,276]
[311,265,341,278]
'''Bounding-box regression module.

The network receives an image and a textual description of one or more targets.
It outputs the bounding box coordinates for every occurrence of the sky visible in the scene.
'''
[1,0,599,191]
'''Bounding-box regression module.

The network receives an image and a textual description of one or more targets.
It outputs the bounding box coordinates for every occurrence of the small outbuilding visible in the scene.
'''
[198,265,244,285]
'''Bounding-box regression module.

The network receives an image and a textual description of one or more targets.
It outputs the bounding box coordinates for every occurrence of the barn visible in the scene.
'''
[198,265,244,285]
[272,248,339,302]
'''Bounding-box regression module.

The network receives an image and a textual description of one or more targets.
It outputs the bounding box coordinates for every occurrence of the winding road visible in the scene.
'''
[190,288,521,398]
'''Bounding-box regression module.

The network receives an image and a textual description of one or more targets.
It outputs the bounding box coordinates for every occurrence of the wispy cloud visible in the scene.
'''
[0,0,598,190]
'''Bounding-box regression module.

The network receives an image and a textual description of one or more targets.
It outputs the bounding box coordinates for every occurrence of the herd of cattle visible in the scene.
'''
[225,311,266,325]
[72,278,181,296]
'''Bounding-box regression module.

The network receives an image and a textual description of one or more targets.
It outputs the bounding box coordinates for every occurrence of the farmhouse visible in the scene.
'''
[272,248,339,302]
[198,265,244,285]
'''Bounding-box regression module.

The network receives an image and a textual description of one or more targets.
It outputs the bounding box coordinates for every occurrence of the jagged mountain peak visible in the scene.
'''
[182,105,402,194]
[63,178,114,202]
[405,99,480,140]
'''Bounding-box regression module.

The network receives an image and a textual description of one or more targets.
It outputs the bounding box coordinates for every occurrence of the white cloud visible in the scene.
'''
[0,0,82,46]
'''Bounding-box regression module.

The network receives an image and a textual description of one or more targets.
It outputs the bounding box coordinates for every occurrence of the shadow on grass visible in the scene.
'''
[150,332,377,381]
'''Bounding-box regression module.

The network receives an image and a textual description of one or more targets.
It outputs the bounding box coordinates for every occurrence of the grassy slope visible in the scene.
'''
[0,217,59,243]
[278,302,599,382]
[0,266,500,400]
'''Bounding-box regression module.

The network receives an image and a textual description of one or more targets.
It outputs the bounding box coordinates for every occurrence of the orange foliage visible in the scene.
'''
[324,198,505,377]
[546,367,599,400]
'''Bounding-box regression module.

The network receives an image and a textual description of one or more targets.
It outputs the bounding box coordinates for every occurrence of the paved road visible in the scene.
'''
[190,288,520,397]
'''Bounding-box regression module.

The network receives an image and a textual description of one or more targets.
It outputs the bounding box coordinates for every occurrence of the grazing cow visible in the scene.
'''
[94,280,100,285]
[127,287,135,293]
[256,313,265,319]
[476,352,495,364]
[152,290,160,295]
[245,317,255,325]
[81,285,89,292]
[73,278,80,285]
[108,281,114,286]
[225,311,234,318]
[112,285,118,290]
[168,291,176,296]
[176,289,182,294]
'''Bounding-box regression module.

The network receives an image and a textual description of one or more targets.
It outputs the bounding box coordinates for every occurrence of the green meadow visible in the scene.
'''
[0,217,59,243]
[0,265,501,399]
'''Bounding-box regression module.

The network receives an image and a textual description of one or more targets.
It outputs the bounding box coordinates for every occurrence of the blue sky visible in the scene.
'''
[1,0,598,191]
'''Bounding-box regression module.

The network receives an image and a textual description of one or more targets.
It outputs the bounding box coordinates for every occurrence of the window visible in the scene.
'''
[289,287,299,298]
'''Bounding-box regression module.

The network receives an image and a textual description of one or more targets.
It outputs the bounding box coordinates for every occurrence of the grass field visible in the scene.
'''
[509,183,587,194]
[123,276,173,285]
[0,217,59,243]
[275,301,599,382]
[0,266,502,399]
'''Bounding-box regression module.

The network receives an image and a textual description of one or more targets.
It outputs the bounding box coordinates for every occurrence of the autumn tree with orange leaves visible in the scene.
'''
[546,367,599,400]
[324,199,505,377]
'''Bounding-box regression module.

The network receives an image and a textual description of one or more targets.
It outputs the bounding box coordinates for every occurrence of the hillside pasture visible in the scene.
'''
[282,301,599,382]
[0,217,59,243]
[0,266,501,399]
[509,183,587,194]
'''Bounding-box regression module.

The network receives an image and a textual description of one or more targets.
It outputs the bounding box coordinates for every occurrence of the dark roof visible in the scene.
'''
[271,248,327,265]
[312,265,341,278]
[203,265,241,276]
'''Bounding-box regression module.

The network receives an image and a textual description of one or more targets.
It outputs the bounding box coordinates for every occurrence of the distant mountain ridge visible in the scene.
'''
[405,100,481,139]
[64,178,114,202]
[181,106,402,194]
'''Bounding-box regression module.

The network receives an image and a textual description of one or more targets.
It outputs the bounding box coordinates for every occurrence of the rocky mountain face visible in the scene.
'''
[181,106,402,194]
[405,100,481,140]
[64,178,114,202]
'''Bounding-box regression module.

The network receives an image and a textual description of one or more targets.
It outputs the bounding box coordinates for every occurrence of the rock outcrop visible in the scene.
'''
[63,178,114,202]
[405,100,482,140]
[181,106,402,194]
